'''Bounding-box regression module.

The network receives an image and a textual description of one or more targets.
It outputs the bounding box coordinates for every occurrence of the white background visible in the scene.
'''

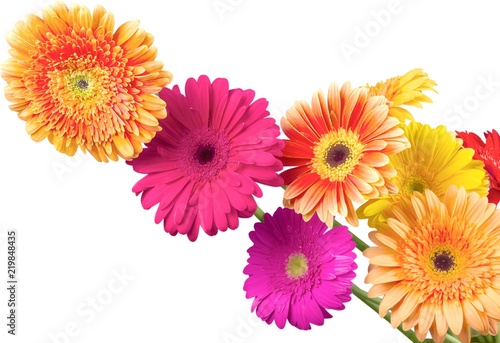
[1,1,500,342]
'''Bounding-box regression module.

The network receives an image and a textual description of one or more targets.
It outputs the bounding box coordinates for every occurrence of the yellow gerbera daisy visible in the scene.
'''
[1,1,172,162]
[364,186,500,343]
[357,121,488,227]
[368,68,437,122]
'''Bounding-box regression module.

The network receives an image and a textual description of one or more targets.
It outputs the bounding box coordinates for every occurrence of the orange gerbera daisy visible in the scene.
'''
[1,1,172,161]
[364,186,500,343]
[280,82,410,226]
[368,68,437,122]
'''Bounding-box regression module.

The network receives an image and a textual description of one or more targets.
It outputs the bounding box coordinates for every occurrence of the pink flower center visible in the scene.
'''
[178,128,230,182]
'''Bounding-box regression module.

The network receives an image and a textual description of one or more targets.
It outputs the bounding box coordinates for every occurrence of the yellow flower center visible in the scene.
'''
[60,65,113,104]
[45,56,120,132]
[312,129,364,181]
[286,253,308,279]
[69,73,96,98]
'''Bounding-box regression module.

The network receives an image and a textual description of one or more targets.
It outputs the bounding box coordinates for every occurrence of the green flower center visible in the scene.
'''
[286,253,308,279]
[401,174,430,195]
[409,181,425,193]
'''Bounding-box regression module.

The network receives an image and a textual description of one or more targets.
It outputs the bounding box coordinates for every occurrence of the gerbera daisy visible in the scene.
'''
[357,121,489,227]
[128,75,284,241]
[456,129,500,204]
[1,1,172,161]
[368,68,437,122]
[364,186,500,343]
[280,82,410,226]
[243,207,357,330]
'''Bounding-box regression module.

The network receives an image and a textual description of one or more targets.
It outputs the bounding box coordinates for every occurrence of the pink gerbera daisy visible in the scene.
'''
[243,207,357,330]
[128,76,284,241]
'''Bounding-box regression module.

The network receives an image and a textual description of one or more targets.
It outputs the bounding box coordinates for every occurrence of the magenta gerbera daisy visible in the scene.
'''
[243,207,357,330]
[128,75,284,241]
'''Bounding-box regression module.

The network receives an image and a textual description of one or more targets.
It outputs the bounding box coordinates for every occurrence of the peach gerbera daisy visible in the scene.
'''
[1,1,172,161]
[368,68,437,122]
[280,82,410,226]
[364,186,500,343]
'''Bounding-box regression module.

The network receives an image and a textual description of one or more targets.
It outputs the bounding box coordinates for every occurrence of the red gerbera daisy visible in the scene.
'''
[456,129,500,204]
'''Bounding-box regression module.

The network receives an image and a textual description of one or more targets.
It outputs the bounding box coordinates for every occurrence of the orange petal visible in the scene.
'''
[378,283,407,316]
[443,300,463,335]
[296,179,328,214]
[112,134,134,158]
[113,20,140,46]
[353,163,381,184]
[284,172,320,199]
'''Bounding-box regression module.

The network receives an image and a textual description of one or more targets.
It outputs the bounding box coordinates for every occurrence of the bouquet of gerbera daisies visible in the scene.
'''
[2,2,499,342]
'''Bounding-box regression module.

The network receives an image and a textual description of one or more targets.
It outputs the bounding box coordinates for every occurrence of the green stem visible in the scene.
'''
[485,334,498,343]
[443,334,462,343]
[349,230,370,252]
[334,219,370,252]
[334,218,370,252]
[253,206,265,223]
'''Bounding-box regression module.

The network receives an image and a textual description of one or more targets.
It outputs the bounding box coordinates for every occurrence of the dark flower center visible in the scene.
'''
[194,144,216,165]
[77,78,89,90]
[326,143,350,168]
[432,252,455,272]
